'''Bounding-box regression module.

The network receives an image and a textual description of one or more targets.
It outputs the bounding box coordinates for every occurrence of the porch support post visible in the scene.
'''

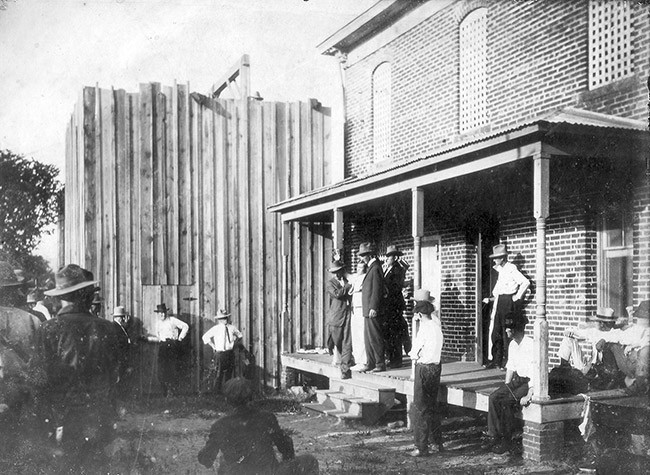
[412,187,424,289]
[332,208,344,261]
[533,153,550,401]
[281,222,291,355]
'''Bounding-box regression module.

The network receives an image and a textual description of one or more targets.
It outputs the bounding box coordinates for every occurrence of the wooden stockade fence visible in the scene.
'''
[64,82,333,391]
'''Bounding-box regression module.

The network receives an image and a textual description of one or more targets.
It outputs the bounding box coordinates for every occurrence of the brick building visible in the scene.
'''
[270,0,649,461]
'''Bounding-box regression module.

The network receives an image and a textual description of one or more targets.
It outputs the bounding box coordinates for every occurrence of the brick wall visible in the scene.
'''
[343,0,649,178]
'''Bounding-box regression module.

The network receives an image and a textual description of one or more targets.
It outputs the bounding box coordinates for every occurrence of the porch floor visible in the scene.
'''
[281,352,629,416]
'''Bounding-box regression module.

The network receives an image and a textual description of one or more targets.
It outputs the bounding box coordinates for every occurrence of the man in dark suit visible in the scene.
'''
[326,261,353,379]
[359,242,386,373]
[383,245,410,368]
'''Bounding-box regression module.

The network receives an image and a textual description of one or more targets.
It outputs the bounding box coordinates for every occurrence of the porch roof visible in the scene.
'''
[268,108,648,222]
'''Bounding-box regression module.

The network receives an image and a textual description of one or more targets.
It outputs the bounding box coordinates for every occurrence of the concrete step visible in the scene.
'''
[329,377,397,409]
[302,402,364,425]
[314,389,390,424]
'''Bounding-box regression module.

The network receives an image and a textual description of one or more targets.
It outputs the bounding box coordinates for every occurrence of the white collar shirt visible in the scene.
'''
[506,335,536,385]
[156,316,189,341]
[202,322,242,352]
[33,303,51,320]
[492,262,528,297]
[409,317,443,365]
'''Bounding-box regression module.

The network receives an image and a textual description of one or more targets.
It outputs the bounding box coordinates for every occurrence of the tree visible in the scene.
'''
[0,150,62,268]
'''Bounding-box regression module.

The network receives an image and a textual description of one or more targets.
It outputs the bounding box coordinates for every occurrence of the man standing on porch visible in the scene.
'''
[383,245,410,368]
[408,289,444,457]
[485,244,530,370]
[358,243,386,373]
[325,261,353,380]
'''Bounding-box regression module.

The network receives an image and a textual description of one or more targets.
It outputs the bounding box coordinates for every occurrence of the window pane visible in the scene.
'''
[603,255,633,317]
[372,62,391,162]
[459,8,488,132]
[589,0,631,89]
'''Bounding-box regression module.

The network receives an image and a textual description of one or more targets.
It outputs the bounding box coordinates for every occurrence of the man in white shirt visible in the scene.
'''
[484,244,530,370]
[147,303,189,397]
[484,319,535,455]
[408,289,444,457]
[202,309,243,393]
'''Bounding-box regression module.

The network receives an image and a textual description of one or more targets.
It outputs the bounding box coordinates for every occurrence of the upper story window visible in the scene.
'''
[589,0,632,89]
[372,62,391,162]
[459,7,488,133]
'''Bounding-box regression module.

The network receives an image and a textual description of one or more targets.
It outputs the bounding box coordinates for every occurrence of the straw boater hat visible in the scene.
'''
[44,264,98,297]
[0,261,24,287]
[589,307,617,323]
[385,245,403,257]
[328,260,346,273]
[215,309,231,320]
[112,306,127,317]
[358,242,376,256]
[413,289,435,315]
[489,244,508,258]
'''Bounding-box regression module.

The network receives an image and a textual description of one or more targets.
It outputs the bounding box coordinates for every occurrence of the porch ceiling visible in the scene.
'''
[269,108,648,223]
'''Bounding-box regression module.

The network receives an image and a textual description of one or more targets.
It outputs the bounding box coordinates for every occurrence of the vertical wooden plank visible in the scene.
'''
[289,102,302,348]
[100,87,116,315]
[177,83,192,285]
[263,101,279,384]
[190,93,204,353]
[238,97,251,348]
[226,99,240,331]
[165,85,179,285]
[300,102,313,345]
[115,88,129,309]
[83,86,97,273]
[322,106,332,187]
[153,84,167,285]
[129,92,143,323]
[312,103,324,346]
[139,83,154,285]
[214,98,229,309]
[201,97,215,318]
[248,98,264,380]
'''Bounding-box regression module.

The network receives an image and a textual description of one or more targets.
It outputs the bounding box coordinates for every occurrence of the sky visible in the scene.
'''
[0,0,377,264]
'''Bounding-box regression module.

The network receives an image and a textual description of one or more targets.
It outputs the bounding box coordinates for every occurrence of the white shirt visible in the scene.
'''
[492,262,529,298]
[350,272,366,311]
[202,322,242,352]
[576,325,650,349]
[155,316,189,341]
[506,335,535,385]
[33,302,51,320]
[409,317,443,365]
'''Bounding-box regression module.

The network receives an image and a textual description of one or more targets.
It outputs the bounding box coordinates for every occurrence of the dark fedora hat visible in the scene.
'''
[385,245,403,257]
[489,244,508,259]
[44,264,98,297]
[0,261,23,287]
[154,303,169,313]
[358,242,376,256]
[328,260,346,273]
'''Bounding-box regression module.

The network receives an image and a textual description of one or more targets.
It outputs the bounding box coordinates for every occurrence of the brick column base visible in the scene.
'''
[523,420,564,462]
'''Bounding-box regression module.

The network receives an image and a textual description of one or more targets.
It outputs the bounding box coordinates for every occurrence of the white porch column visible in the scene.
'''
[332,208,344,261]
[533,153,550,401]
[412,187,424,289]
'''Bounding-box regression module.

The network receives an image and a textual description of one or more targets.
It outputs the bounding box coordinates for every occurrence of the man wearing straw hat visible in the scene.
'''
[202,309,243,393]
[35,264,127,470]
[484,244,530,370]
[326,260,353,379]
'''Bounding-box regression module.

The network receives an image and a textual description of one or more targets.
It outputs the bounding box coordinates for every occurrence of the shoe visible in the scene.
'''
[499,366,506,371]
[341,372,351,380]
[352,364,369,372]
[409,448,429,457]
[491,441,510,454]
[484,361,497,369]
[370,366,386,373]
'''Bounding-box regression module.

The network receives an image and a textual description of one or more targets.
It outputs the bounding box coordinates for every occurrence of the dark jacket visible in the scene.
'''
[326,277,352,327]
[198,405,295,474]
[384,261,406,312]
[362,259,385,318]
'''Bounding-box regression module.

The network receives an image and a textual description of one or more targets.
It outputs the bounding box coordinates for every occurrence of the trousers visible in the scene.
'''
[410,362,443,449]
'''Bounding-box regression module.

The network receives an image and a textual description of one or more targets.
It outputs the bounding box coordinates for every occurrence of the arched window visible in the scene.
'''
[459,7,487,133]
[589,0,632,89]
[372,62,391,162]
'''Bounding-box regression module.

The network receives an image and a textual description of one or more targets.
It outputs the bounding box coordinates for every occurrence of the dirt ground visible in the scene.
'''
[3,390,640,474]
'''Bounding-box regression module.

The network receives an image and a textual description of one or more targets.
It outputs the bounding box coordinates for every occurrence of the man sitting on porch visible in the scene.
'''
[483,318,535,455]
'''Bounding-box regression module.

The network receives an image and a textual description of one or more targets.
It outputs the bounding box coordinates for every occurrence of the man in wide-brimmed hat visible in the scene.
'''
[383,245,410,368]
[202,309,243,393]
[146,302,189,397]
[326,260,353,379]
[408,289,444,457]
[0,261,42,451]
[484,244,530,370]
[35,264,127,471]
[358,242,386,372]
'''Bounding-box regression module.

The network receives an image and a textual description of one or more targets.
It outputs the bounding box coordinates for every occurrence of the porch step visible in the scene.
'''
[328,377,397,409]
[302,402,363,425]
[309,389,388,424]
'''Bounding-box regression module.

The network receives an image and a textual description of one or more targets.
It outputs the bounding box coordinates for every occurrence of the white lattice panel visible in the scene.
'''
[372,62,391,162]
[459,8,488,133]
[589,0,631,89]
